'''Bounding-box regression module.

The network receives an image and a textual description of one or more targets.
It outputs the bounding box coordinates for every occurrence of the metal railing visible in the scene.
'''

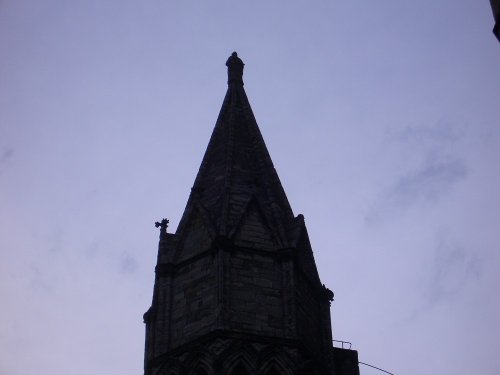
[332,340,394,374]
[332,339,352,349]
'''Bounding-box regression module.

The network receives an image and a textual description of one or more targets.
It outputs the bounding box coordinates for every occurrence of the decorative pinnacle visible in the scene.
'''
[226,51,244,85]
[155,218,169,237]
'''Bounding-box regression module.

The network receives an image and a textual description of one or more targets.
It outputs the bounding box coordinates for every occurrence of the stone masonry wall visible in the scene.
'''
[227,249,284,337]
[170,254,216,347]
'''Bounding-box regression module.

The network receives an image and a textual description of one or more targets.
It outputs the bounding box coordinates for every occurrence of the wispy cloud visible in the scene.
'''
[387,156,467,205]
[29,265,55,293]
[84,241,101,261]
[119,252,138,274]
[366,155,467,223]
[366,122,467,223]
[1,148,13,163]
[0,147,14,175]
[392,122,461,145]
[426,239,482,306]
[407,237,483,322]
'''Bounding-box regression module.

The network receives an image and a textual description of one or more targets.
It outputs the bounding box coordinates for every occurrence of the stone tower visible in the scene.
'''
[143,53,359,375]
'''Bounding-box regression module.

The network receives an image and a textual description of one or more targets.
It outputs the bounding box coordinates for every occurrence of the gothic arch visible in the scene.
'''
[258,345,294,375]
[184,349,214,375]
[215,341,258,375]
[262,363,289,375]
[215,340,258,370]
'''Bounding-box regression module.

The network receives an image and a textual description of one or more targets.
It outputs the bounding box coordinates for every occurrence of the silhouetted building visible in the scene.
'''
[491,0,500,41]
[143,53,360,375]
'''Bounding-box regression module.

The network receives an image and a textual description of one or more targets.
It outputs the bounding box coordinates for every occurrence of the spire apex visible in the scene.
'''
[226,51,244,85]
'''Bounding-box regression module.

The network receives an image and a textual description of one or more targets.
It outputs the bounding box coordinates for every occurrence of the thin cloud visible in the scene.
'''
[84,241,101,261]
[408,238,483,321]
[388,156,467,205]
[366,155,467,223]
[0,147,14,175]
[29,265,55,294]
[119,252,138,274]
[366,121,468,223]
[426,240,482,306]
[1,148,13,163]
[409,240,483,320]
[392,122,462,145]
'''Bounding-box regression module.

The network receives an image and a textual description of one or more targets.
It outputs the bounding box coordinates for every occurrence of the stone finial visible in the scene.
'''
[155,218,169,237]
[226,52,244,85]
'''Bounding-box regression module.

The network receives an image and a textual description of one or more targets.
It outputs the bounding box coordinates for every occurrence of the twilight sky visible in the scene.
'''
[1,1,499,375]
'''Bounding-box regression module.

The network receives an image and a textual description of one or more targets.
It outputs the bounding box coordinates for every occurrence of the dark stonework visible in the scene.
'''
[143,53,360,375]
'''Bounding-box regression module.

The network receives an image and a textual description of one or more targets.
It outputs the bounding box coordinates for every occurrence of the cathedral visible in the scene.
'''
[143,53,360,375]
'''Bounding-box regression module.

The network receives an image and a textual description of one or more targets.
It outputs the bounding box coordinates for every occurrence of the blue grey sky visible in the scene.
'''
[1,1,499,374]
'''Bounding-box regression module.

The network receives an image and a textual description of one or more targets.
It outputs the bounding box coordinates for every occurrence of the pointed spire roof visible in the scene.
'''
[175,52,296,249]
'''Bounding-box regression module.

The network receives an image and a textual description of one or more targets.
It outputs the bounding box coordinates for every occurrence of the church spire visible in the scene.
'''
[175,52,295,251]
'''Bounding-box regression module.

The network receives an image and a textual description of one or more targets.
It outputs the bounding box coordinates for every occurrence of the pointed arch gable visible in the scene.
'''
[184,348,214,375]
[258,345,294,375]
[215,340,258,375]
[230,194,287,249]
[174,201,216,262]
